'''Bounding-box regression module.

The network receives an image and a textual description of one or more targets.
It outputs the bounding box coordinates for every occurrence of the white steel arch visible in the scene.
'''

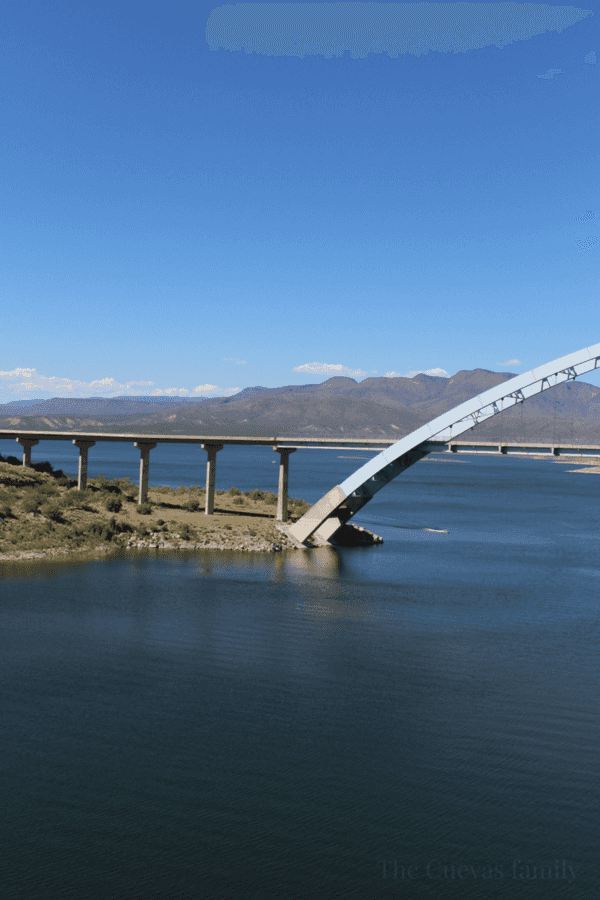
[288,341,600,546]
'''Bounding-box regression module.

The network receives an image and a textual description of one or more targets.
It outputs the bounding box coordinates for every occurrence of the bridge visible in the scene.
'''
[2,342,600,539]
[282,340,600,546]
[2,426,598,527]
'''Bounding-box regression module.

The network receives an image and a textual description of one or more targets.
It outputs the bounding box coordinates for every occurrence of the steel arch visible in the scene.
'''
[288,342,600,546]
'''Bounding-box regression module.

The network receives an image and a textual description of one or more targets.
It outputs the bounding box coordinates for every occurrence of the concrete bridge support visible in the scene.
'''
[73,440,96,490]
[16,437,39,467]
[202,443,223,515]
[275,447,296,522]
[134,442,157,504]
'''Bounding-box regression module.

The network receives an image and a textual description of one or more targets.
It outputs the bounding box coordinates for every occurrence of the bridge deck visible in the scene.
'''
[1,430,600,455]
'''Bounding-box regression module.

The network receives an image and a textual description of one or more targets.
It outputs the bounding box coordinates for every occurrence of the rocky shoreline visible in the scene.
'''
[0,521,385,563]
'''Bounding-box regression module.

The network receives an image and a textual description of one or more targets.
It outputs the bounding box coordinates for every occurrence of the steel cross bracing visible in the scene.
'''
[287,342,600,546]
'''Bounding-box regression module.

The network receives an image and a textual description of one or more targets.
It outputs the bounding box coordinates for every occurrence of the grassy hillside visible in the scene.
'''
[0,457,311,559]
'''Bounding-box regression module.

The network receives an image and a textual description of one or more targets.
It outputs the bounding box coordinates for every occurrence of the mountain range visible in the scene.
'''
[1,369,599,444]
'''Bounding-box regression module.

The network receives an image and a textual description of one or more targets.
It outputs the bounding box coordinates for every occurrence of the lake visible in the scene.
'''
[1,443,599,898]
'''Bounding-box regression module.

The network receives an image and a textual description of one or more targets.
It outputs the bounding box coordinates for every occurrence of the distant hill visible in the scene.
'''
[1,369,599,443]
[0,395,210,417]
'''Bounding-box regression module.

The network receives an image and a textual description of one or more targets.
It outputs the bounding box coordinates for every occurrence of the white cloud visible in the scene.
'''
[384,367,450,378]
[223,357,247,365]
[151,388,190,396]
[0,367,241,402]
[0,367,37,378]
[293,362,367,377]
[498,359,521,366]
[192,384,242,395]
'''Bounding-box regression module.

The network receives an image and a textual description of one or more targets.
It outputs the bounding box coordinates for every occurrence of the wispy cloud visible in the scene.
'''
[223,358,247,364]
[498,359,521,366]
[574,210,595,223]
[0,367,240,402]
[536,68,565,79]
[293,362,367,378]
[384,367,450,378]
[575,236,598,251]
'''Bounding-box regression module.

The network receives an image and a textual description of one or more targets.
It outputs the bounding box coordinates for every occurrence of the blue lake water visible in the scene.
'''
[1,443,599,898]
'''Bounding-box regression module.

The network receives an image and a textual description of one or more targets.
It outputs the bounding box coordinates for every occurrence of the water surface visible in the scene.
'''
[1,451,599,898]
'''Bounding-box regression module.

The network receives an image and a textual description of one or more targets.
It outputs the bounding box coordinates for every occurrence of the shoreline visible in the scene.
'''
[0,524,384,564]
[0,458,384,564]
[0,538,290,564]
[0,458,305,563]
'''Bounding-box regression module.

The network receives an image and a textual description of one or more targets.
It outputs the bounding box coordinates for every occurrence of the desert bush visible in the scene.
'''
[114,519,134,534]
[39,501,63,522]
[32,461,55,476]
[60,492,84,509]
[156,519,165,527]
[249,489,264,501]
[94,475,121,494]
[136,502,152,515]
[263,494,277,506]
[112,477,133,491]
[232,496,244,505]
[104,495,122,513]
[33,484,59,501]
[22,493,43,514]
[228,486,241,496]
[184,499,200,512]
[179,523,195,540]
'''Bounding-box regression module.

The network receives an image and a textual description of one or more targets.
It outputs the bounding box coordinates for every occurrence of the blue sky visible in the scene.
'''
[1,1,599,402]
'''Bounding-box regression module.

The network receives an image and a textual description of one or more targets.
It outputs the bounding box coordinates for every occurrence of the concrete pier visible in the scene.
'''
[16,437,39,467]
[201,443,223,515]
[134,441,157,504]
[275,447,296,522]
[73,440,96,490]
